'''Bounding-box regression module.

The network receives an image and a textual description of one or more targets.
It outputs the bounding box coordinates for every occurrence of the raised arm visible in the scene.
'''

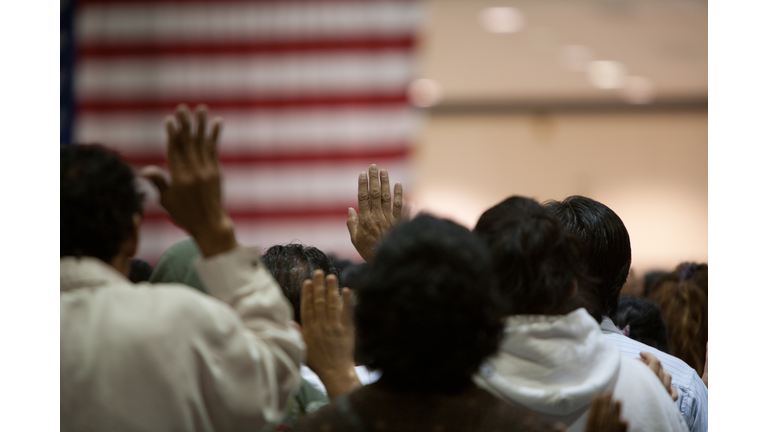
[142,104,303,428]
[141,104,236,257]
[346,164,404,262]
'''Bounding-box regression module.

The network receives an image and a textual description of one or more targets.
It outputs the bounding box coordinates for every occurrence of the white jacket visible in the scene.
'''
[61,247,304,432]
[473,308,687,432]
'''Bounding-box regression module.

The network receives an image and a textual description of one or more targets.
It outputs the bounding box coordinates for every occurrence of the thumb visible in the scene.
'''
[346,207,359,240]
[140,166,170,194]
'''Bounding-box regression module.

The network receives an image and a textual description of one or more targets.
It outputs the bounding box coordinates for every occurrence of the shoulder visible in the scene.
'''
[603,333,699,385]
[293,400,347,432]
[471,387,555,431]
[91,282,241,342]
[613,356,688,431]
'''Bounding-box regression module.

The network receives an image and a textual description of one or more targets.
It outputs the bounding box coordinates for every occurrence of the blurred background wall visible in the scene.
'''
[63,0,707,273]
[410,0,707,274]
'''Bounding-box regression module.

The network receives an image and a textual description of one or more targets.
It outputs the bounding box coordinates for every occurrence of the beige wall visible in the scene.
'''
[410,109,707,273]
[409,0,707,273]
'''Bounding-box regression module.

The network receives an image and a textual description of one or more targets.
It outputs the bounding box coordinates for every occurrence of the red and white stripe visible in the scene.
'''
[75,0,420,263]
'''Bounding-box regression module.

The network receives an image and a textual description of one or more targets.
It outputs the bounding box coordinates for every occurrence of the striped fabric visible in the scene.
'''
[73,0,422,263]
[600,317,708,432]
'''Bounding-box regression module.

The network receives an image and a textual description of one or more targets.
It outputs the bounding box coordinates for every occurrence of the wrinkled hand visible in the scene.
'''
[301,270,361,400]
[701,342,708,388]
[141,104,237,257]
[638,352,678,402]
[585,393,627,432]
[347,164,403,263]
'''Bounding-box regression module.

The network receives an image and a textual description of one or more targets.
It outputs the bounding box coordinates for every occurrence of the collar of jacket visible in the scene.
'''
[477,308,621,416]
[60,256,130,292]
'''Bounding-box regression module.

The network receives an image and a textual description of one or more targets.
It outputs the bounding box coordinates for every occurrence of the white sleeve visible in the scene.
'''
[192,247,305,430]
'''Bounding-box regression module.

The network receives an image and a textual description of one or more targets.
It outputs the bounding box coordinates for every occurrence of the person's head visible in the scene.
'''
[355,214,504,392]
[339,261,370,291]
[646,262,709,297]
[260,244,339,325]
[61,145,144,271]
[612,295,670,354]
[543,195,631,319]
[128,259,154,284]
[647,265,708,375]
[642,270,666,297]
[474,196,599,319]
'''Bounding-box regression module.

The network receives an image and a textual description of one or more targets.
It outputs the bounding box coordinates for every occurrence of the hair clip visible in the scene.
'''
[679,262,697,283]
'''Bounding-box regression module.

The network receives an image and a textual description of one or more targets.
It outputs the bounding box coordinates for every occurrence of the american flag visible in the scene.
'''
[72,0,422,263]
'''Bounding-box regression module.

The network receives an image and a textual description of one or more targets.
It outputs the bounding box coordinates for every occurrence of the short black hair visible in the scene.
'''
[612,295,670,353]
[129,258,154,283]
[355,214,504,392]
[61,145,144,263]
[543,196,631,318]
[339,262,370,291]
[260,244,339,325]
[474,196,599,319]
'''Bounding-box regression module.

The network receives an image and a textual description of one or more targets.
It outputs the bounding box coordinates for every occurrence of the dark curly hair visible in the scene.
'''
[612,295,671,354]
[543,196,631,319]
[61,145,144,263]
[355,214,505,392]
[474,196,599,320]
[260,244,339,325]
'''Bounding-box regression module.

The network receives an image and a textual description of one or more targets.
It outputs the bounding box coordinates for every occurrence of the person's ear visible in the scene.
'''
[126,212,142,258]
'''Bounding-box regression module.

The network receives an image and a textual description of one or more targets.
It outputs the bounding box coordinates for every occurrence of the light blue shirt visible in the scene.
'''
[600,317,707,432]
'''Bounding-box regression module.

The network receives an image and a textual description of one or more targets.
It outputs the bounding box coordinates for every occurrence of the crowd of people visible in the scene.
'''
[61,104,708,432]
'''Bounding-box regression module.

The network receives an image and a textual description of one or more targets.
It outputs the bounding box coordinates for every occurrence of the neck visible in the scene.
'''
[109,252,132,277]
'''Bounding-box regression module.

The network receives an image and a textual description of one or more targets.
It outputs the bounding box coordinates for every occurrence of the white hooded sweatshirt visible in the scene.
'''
[473,308,687,432]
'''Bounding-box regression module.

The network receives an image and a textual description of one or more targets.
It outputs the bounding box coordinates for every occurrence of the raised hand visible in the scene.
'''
[638,352,678,402]
[346,164,404,262]
[585,393,628,432]
[300,270,361,400]
[141,104,237,257]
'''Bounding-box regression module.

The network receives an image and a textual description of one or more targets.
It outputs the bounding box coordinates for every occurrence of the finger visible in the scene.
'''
[587,394,606,429]
[311,269,327,324]
[639,352,661,376]
[300,279,314,326]
[392,182,404,220]
[175,104,199,168]
[671,385,679,402]
[357,171,370,217]
[662,370,672,390]
[347,207,359,241]
[208,117,223,163]
[176,103,192,140]
[140,166,170,195]
[379,168,392,218]
[368,164,383,217]
[195,104,208,147]
[340,287,354,328]
[325,274,340,323]
[612,399,623,425]
[165,115,183,174]
[193,104,208,165]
